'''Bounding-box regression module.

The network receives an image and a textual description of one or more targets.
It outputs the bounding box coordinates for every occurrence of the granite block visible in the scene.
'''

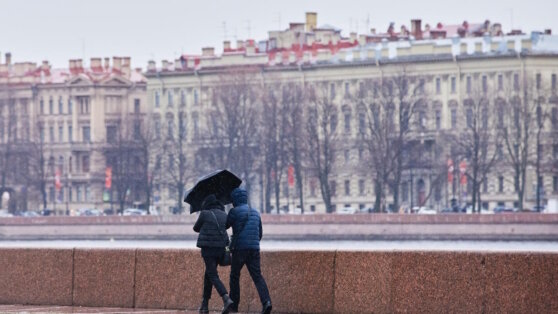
[484,253,558,313]
[0,248,73,305]
[242,251,336,313]
[390,251,485,314]
[72,249,136,308]
[333,251,392,314]
[134,249,253,312]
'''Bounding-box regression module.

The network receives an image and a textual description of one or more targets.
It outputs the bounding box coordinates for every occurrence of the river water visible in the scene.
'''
[0,240,557,252]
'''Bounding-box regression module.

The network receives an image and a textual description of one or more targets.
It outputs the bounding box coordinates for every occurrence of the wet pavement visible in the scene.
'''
[0,305,225,313]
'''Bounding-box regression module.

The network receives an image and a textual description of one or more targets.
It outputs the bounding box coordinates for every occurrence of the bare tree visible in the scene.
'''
[450,86,501,213]
[357,69,425,211]
[26,122,50,211]
[501,76,542,211]
[210,67,261,199]
[134,116,163,214]
[306,83,337,213]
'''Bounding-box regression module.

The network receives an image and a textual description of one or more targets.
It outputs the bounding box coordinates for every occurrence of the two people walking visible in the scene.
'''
[193,188,272,314]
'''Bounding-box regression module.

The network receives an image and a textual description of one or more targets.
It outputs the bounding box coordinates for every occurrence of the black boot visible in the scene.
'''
[261,300,272,314]
[198,298,209,314]
[221,294,234,314]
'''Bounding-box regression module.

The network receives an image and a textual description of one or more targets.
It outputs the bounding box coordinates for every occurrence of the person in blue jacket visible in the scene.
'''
[226,188,272,314]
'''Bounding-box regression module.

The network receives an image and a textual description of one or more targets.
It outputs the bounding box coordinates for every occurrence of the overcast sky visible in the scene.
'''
[1,0,557,69]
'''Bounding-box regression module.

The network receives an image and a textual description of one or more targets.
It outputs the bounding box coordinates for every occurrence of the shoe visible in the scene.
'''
[198,298,209,314]
[229,305,239,313]
[261,300,272,314]
[221,294,234,314]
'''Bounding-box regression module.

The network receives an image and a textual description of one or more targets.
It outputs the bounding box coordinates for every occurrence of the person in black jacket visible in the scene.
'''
[226,188,272,314]
[193,194,234,314]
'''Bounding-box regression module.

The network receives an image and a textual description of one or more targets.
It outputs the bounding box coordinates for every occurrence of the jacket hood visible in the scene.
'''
[202,194,224,211]
[231,188,248,206]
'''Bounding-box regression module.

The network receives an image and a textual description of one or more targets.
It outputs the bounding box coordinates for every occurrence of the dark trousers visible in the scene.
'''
[202,255,228,299]
[230,249,271,307]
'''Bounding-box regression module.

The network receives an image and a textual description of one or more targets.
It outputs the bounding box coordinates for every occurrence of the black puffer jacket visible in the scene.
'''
[193,206,229,249]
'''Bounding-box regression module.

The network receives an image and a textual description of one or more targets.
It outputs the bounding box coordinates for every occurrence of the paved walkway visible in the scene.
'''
[0,305,228,313]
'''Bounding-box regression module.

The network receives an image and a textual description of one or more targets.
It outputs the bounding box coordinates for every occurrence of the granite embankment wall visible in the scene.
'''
[0,249,556,313]
[0,214,558,240]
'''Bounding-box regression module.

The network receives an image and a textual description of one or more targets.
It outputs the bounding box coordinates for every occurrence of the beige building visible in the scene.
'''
[146,13,558,214]
[0,55,146,214]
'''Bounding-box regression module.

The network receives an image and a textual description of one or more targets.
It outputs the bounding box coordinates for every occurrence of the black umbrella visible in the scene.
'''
[184,169,242,213]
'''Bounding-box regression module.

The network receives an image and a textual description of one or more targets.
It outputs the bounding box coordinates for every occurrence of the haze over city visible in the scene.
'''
[1,0,557,68]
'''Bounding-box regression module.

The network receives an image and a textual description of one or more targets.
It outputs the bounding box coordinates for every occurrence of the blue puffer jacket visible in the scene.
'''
[226,188,262,250]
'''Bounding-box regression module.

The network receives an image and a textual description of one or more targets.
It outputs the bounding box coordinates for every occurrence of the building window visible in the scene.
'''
[85,186,90,202]
[419,111,426,129]
[49,97,54,114]
[402,182,409,202]
[358,113,365,134]
[106,126,117,143]
[180,90,186,106]
[418,79,425,94]
[76,186,82,202]
[78,97,89,114]
[498,74,503,91]
[344,150,350,163]
[435,110,441,130]
[193,112,199,139]
[82,156,90,173]
[466,76,472,94]
[168,91,173,107]
[514,73,520,90]
[68,126,73,143]
[49,126,54,142]
[482,75,488,93]
[344,180,350,196]
[68,98,73,115]
[134,121,141,139]
[167,119,173,139]
[40,98,44,114]
[451,109,457,128]
[552,74,557,92]
[358,179,365,196]
[451,77,456,94]
[134,99,140,113]
[554,176,558,193]
[330,114,338,132]
[155,91,160,107]
[344,82,350,96]
[483,178,488,193]
[40,127,45,143]
[58,126,63,143]
[344,111,351,133]
[82,126,90,143]
[168,154,174,171]
[435,78,441,94]
[466,108,473,128]
[498,176,504,193]
[330,83,336,100]
[58,96,63,114]
[330,181,337,197]
[536,73,542,90]
[193,89,199,105]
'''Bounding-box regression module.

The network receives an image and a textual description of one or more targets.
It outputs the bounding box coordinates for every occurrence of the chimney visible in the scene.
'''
[236,40,245,50]
[41,60,50,71]
[5,53,11,65]
[223,40,231,51]
[370,28,376,35]
[147,60,156,72]
[76,59,83,71]
[306,12,317,32]
[113,57,122,72]
[69,59,76,72]
[202,47,215,56]
[174,58,182,70]
[350,32,357,43]
[411,19,423,40]
[90,57,102,70]
[122,57,131,77]
[162,60,169,70]
[104,57,110,70]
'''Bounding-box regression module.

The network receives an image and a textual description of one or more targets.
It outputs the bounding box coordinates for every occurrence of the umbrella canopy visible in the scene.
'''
[184,169,242,213]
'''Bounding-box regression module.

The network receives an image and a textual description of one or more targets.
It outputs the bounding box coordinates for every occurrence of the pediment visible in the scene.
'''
[100,75,132,87]
[67,75,92,86]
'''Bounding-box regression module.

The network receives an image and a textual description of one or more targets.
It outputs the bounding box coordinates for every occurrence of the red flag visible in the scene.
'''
[447,159,454,183]
[459,160,467,185]
[288,165,295,187]
[105,167,112,189]
[55,170,61,191]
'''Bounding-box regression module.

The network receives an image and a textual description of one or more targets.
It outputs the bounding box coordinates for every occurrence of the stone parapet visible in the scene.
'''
[0,249,555,313]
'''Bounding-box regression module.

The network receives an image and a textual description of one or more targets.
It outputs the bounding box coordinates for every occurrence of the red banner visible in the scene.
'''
[55,170,61,191]
[459,160,467,185]
[105,167,112,189]
[447,159,454,183]
[287,165,295,187]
